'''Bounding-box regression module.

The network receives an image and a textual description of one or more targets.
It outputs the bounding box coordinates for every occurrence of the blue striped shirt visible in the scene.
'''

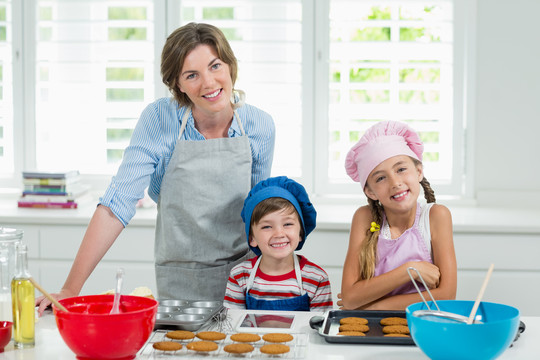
[99,97,275,226]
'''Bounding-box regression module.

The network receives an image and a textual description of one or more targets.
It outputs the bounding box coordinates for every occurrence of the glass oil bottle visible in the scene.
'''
[11,243,35,348]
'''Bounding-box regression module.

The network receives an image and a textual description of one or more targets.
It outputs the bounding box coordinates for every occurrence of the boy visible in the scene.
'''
[224,176,333,311]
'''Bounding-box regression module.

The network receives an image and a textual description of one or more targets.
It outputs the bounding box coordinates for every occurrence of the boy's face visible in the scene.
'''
[249,208,302,260]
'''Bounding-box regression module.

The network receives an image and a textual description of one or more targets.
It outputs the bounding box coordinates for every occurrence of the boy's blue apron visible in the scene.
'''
[245,255,310,311]
[155,106,252,300]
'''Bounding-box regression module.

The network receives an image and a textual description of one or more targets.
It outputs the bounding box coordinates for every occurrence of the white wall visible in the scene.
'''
[474,0,540,206]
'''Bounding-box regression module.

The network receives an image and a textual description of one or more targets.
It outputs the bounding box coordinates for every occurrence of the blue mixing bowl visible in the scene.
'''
[406,300,520,360]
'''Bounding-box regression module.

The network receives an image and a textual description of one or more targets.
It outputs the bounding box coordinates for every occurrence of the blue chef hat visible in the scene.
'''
[241,176,317,256]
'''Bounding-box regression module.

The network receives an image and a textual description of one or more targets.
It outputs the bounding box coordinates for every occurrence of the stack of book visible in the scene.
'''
[18,170,91,209]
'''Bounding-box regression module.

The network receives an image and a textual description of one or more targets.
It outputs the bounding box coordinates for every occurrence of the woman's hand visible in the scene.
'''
[35,288,78,316]
[407,261,440,289]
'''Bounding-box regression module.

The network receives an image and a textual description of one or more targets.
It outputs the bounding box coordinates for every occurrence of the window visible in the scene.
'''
[0,0,13,175]
[322,0,459,196]
[175,0,462,197]
[176,0,304,178]
[1,0,470,200]
[34,0,155,176]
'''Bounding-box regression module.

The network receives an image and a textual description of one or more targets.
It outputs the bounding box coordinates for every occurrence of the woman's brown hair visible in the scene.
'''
[161,23,238,107]
[358,158,436,280]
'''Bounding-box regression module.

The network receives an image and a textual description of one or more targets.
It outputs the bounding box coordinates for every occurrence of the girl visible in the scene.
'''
[340,121,456,310]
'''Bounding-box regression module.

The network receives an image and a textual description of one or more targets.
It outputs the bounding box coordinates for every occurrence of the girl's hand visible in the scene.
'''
[336,293,344,309]
[407,261,440,289]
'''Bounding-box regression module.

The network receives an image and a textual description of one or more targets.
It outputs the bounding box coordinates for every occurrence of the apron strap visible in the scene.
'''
[178,107,245,139]
[234,110,246,136]
[293,254,306,295]
[246,256,262,292]
[178,107,190,138]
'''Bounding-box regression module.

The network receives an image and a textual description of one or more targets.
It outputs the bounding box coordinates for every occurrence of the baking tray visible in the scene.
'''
[309,310,415,345]
[154,299,224,331]
[138,329,308,359]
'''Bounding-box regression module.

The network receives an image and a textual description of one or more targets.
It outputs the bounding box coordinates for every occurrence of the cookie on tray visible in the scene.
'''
[262,333,294,343]
[384,333,410,337]
[196,331,227,341]
[186,341,219,352]
[382,325,410,335]
[339,317,368,325]
[223,343,255,354]
[338,324,370,333]
[152,341,182,351]
[337,331,366,336]
[380,317,408,326]
[165,330,195,340]
[230,333,261,343]
[260,344,290,355]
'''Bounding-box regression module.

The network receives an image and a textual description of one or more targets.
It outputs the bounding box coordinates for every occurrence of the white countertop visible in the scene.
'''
[2,198,540,234]
[0,309,538,359]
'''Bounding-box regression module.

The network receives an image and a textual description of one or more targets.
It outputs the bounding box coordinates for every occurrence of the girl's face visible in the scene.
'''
[364,155,423,211]
[177,44,233,116]
[249,208,302,261]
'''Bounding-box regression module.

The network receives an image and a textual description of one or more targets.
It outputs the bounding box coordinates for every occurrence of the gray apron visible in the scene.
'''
[155,106,253,300]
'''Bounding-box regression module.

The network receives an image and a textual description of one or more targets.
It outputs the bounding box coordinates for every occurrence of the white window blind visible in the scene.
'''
[34,0,155,174]
[321,0,455,195]
[1,0,468,199]
[0,0,13,175]
[176,0,304,178]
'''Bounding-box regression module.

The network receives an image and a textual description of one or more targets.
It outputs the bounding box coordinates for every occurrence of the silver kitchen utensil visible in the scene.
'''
[204,306,233,332]
[407,267,482,324]
[110,267,124,314]
[155,299,224,331]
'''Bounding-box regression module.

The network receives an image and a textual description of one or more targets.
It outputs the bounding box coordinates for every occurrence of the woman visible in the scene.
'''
[36,23,275,314]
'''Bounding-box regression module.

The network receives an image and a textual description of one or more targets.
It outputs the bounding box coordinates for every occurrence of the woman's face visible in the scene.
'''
[364,155,423,212]
[177,44,233,116]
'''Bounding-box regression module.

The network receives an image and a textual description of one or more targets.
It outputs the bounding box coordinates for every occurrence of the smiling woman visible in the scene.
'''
[35,22,276,315]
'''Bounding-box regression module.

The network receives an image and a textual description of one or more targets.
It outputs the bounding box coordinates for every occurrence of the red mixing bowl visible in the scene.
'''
[54,294,158,360]
[0,321,12,352]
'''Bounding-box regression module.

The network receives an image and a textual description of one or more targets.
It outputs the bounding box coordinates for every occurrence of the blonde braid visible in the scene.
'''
[359,198,384,280]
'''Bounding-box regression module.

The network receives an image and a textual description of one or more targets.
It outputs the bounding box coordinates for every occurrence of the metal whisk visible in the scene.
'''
[407,267,482,324]
[201,306,233,332]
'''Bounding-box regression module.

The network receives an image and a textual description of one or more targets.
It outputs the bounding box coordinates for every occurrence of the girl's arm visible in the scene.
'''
[426,203,457,299]
[343,204,456,310]
[341,206,418,309]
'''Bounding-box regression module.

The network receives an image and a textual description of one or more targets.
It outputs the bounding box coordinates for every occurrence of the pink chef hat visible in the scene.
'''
[345,121,424,188]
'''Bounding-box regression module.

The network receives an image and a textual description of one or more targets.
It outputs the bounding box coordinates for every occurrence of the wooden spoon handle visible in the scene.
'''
[467,263,494,324]
[29,277,69,312]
